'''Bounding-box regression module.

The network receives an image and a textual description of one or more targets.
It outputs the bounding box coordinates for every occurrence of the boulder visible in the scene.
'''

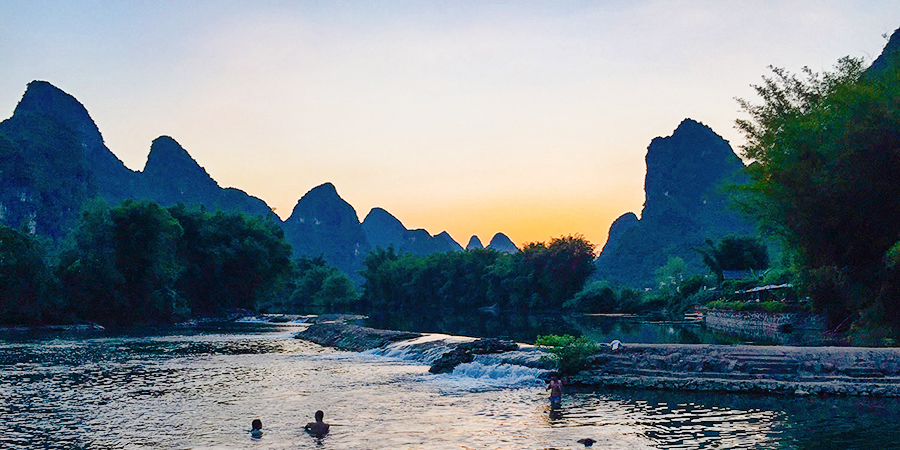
[429,338,518,374]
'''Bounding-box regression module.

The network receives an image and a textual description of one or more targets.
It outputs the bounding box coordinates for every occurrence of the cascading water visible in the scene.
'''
[361,333,552,389]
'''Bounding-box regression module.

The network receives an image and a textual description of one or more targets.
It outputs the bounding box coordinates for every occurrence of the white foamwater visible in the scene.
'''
[360,333,551,388]
[362,333,475,364]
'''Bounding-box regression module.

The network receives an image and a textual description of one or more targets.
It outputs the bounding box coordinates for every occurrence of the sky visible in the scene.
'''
[1,1,897,250]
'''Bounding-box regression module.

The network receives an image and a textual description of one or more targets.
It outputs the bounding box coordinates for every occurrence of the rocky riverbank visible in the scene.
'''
[294,320,900,397]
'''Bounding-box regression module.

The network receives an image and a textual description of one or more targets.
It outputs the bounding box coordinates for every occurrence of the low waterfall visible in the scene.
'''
[361,333,551,386]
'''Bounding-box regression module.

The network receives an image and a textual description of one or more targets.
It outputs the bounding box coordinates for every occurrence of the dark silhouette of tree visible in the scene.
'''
[736,52,900,340]
[0,225,59,324]
[694,236,769,284]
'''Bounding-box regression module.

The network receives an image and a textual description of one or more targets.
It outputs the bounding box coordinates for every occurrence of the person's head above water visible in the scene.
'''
[251,419,262,430]
[305,410,330,438]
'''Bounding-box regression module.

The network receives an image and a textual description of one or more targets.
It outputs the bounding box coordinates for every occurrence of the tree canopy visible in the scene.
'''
[694,236,769,284]
[736,53,900,341]
[359,235,596,313]
[1,200,350,327]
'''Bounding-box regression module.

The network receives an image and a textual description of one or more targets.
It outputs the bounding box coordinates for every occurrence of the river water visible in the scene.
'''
[2,322,899,449]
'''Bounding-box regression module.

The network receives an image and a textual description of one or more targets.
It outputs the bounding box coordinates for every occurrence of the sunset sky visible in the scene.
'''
[1,1,897,249]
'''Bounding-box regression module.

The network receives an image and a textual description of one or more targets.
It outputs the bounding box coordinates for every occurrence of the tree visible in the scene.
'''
[285,256,358,312]
[735,53,900,339]
[512,235,596,309]
[563,281,618,313]
[694,236,769,284]
[0,225,59,324]
[59,199,184,326]
[535,334,598,376]
[168,205,293,316]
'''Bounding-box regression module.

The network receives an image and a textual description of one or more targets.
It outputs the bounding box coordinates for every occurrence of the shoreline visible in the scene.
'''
[294,321,900,397]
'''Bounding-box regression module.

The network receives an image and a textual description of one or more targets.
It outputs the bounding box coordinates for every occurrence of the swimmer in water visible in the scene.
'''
[304,410,330,438]
[250,419,263,438]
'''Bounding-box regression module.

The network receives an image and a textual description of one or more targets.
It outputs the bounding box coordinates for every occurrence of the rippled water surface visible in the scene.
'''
[2,323,899,449]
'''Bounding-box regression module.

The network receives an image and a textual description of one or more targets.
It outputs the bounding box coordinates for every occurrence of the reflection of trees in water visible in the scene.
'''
[677,327,704,344]
[366,310,787,346]
[579,387,900,450]
[364,308,581,343]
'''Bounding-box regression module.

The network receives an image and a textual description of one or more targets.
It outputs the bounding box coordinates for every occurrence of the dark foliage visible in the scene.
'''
[735,48,900,341]
[0,225,60,325]
[359,235,596,313]
[694,235,769,284]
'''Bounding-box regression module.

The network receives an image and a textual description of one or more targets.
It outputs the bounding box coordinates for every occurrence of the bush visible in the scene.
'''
[704,300,806,314]
[535,334,598,375]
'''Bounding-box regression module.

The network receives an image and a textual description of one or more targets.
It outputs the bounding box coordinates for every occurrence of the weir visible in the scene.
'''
[296,321,900,397]
[298,323,553,386]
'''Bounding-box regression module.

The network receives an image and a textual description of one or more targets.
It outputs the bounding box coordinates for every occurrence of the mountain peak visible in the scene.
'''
[870,27,900,73]
[310,182,338,196]
[596,119,752,287]
[488,233,518,253]
[643,117,745,221]
[287,182,360,228]
[466,236,484,250]
[435,231,464,252]
[143,136,216,187]
[14,80,104,149]
[283,183,368,280]
[362,207,407,250]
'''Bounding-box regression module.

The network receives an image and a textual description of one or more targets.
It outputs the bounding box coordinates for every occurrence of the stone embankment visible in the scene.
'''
[704,309,827,345]
[297,322,421,352]
[572,343,900,397]
[296,322,538,373]
[295,321,900,397]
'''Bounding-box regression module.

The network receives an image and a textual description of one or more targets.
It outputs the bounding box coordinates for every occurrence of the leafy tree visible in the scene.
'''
[654,256,687,293]
[0,225,60,324]
[564,281,617,312]
[59,199,184,326]
[694,236,769,284]
[512,235,596,309]
[168,205,293,316]
[736,53,900,339]
[284,256,358,312]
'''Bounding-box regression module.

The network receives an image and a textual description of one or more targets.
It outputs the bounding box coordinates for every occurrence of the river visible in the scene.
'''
[2,322,899,449]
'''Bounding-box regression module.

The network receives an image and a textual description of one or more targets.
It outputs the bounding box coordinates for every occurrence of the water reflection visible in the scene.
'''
[3,324,900,449]
[558,387,900,450]
[365,309,756,345]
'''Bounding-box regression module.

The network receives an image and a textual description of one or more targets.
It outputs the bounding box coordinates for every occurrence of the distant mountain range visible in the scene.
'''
[7,26,898,290]
[0,81,517,280]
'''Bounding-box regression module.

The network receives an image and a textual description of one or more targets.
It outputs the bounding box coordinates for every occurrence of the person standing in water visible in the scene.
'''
[304,410,330,438]
[548,375,563,406]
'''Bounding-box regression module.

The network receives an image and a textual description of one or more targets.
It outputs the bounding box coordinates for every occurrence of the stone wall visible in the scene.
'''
[571,343,900,397]
[705,309,827,345]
